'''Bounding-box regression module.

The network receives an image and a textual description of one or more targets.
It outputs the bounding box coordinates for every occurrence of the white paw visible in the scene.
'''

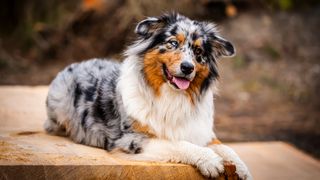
[234,161,252,180]
[212,144,252,180]
[195,148,224,178]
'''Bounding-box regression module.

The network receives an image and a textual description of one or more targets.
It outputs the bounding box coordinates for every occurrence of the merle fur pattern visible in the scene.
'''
[45,12,234,154]
[45,60,144,153]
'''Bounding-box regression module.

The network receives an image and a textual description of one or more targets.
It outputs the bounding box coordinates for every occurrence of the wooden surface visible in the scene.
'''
[1,86,320,180]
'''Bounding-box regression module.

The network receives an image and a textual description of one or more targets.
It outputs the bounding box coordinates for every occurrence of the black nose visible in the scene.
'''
[180,62,194,75]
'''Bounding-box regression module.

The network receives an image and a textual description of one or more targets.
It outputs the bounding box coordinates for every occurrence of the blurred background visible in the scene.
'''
[0,0,319,158]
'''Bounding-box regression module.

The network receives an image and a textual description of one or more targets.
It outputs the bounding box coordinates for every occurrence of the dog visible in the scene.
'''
[45,12,252,179]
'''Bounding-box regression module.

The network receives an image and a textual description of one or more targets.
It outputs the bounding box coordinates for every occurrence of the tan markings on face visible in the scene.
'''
[186,63,209,103]
[144,36,210,102]
[194,38,202,47]
[176,33,186,44]
[186,38,209,102]
[143,48,183,96]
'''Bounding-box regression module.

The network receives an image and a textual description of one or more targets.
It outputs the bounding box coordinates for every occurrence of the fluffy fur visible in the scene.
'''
[45,13,252,179]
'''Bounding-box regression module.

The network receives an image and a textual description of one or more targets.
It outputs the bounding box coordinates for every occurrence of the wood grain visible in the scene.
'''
[0,86,237,179]
[2,86,320,180]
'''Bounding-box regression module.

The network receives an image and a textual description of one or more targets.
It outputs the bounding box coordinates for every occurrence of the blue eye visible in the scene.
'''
[168,40,179,48]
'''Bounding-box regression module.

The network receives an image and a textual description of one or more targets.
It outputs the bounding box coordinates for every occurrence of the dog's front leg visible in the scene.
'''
[209,140,253,180]
[122,139,225,178]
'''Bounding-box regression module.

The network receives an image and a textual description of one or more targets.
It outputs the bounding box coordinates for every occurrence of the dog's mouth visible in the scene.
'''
[163,65,191,90]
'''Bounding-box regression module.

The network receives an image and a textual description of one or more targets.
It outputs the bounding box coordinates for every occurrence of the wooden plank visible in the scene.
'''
[1,86,320,179]
[0,86,237,179]
[228,141,320,180]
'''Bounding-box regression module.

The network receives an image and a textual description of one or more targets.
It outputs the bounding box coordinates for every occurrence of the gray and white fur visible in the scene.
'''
[45,59,145,153]
[45,13,252,179]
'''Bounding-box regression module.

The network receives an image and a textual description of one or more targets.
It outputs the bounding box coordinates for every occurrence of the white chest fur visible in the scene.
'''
[118,57,216,146]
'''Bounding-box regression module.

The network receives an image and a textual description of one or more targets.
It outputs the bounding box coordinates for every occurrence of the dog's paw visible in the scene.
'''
[234,161,252,180]
[195,148,224,178]
[212,144,252,180]
[223,161,252,180]
[115,133,146,154]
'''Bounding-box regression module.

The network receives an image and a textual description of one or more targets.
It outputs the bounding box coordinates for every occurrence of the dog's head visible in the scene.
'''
[126,13,235,96]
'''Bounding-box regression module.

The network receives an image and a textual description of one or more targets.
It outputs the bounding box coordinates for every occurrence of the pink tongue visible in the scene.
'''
[172,77,190,90]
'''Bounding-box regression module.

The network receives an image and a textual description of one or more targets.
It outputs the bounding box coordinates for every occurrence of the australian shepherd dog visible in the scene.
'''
[45,13,251,179]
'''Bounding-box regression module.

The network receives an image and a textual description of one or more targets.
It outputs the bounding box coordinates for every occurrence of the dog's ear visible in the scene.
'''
[135,17,165,37]
[202,22,235,58]
[211,35,235,57]
[135,12,178,38]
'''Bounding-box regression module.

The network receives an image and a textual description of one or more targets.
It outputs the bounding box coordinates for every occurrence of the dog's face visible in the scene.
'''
[127,13,235,97]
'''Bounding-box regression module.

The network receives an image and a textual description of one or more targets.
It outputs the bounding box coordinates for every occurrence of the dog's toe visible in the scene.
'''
[115,133,146,154]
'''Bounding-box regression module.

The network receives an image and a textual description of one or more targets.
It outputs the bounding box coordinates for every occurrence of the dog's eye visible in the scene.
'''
[194,47,203,56]
[196,56,204,64]
[167,40,179,49]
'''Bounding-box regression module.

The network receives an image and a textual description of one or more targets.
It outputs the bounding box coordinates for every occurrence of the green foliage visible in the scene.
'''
[243,80,261,93]
[233,56,248,69]
[0,58,9,70]
[263,44,281,60]
[261,75,285,91]
[265,0,320,11]
[259,75,309,103]
[0,0,78,51]
[266,0,293,10]
[278,0,293,10]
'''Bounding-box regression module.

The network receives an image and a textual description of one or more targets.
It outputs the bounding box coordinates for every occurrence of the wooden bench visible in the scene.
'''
[1,86,319,179]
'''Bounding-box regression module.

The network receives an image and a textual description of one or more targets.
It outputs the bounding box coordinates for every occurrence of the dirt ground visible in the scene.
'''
[214,9,320,159]
[0,4,319,158]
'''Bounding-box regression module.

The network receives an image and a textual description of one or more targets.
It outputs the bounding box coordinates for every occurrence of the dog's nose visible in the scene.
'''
[180,62,194,75]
